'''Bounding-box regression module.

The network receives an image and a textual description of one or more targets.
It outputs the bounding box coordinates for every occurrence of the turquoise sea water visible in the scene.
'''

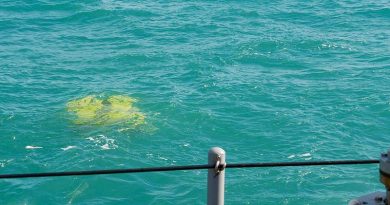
[0,0,389,204]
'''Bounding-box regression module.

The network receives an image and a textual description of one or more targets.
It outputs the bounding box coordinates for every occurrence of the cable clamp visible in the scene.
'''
[214,155,226,175]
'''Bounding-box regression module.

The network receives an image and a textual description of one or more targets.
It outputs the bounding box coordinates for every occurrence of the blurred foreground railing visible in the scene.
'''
[0,147,386,205]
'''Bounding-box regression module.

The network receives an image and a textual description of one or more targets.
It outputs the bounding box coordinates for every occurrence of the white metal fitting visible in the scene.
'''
[380,149,390,185]
[380,150,390,172]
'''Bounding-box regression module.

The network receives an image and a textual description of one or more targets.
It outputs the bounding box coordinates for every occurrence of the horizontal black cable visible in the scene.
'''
[226,159,379,168]
[0,164,213,179]
[0,159,379,179]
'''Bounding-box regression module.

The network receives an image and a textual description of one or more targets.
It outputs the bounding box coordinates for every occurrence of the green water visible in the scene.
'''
[0,0,389,204]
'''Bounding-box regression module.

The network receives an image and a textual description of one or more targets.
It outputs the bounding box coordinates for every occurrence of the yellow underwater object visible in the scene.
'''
[107,95,136,111]
[67,95,103,124]
[67,95,146,127]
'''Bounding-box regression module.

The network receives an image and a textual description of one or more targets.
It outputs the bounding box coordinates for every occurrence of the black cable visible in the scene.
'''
[0,164,213,179]
[0,159,379,179]
[226,159,380,168]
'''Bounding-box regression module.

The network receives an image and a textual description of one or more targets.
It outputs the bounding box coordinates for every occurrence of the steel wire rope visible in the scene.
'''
[0,159,379,179]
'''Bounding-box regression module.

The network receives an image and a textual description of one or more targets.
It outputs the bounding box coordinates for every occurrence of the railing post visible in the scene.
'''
[207,147,226,205]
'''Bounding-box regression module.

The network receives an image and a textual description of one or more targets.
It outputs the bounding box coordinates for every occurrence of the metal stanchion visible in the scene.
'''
[348,149,388,205]
[207,147,226,205]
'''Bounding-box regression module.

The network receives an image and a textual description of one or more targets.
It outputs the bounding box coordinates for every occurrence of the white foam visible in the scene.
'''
[87,135,118,150]
[86,137,94,141]
[299,153,311,157]
[61,146,77,151]
[101,144,110,150]
[287,155,296,159]
[158,156,168,161]
[25,146,43,149]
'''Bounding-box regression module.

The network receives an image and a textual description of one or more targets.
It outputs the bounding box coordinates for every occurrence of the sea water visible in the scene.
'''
[0,0,389,204]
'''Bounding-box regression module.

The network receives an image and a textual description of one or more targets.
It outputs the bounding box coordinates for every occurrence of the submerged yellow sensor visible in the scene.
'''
[67,95,146,127]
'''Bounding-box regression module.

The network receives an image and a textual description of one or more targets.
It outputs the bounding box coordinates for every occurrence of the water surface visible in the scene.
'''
[0,0,389,204]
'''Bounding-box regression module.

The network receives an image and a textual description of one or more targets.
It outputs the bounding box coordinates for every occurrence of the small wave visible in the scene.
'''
[58,9,114,23]
[25,145,43,149]
[86,135,118,150]
[61,146,77,151]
